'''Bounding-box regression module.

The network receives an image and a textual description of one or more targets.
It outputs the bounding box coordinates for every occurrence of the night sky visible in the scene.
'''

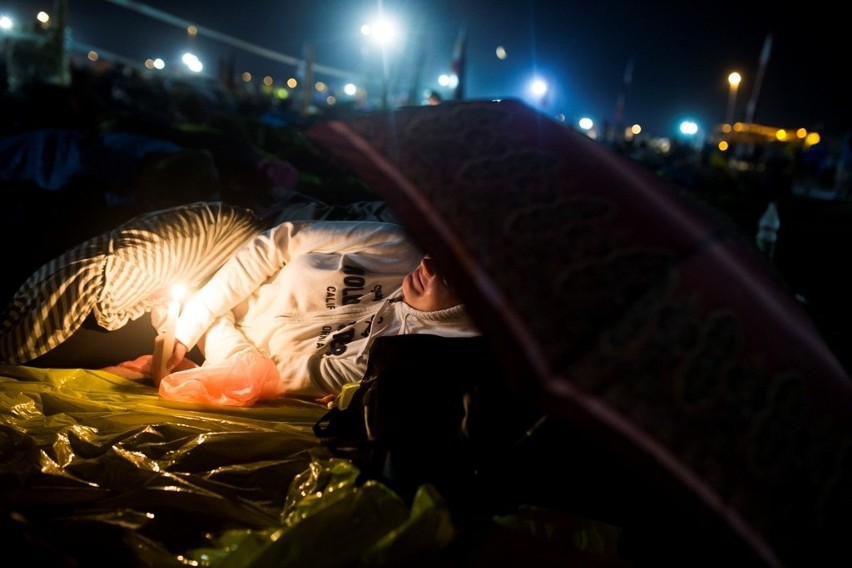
[3,0,849,139]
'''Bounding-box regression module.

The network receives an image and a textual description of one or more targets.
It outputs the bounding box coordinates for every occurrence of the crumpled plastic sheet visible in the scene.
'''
[0,364,330,565]
[0,365,625,566]
[183,456,456,567]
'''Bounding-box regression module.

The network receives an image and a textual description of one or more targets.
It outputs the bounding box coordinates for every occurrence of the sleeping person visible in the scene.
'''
[111,219,480,405]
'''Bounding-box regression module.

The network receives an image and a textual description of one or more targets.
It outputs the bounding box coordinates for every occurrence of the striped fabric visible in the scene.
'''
[0,202,262,364]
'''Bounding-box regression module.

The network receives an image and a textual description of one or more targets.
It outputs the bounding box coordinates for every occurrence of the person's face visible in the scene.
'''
[402,256,461,312]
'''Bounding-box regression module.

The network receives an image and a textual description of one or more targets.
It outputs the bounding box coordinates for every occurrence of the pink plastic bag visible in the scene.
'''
[158,351,281,406]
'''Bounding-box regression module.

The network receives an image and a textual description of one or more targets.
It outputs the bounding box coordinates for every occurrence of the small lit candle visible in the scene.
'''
[156,284,185,381]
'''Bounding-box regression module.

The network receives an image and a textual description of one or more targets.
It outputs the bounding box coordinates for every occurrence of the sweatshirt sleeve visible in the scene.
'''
[174,220,416,350]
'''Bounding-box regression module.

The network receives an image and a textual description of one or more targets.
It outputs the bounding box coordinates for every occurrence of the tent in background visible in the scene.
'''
[306,98,852,567]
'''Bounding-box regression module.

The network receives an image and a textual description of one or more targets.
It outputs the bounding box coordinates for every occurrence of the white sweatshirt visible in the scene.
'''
[173,220,479,397]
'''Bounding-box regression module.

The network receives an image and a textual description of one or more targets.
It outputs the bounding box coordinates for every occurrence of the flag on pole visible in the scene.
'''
[301,42,315,117]
[745,33,772,125]
[409,35,427,105]
[613,56,635,134]
[450,27,467,101]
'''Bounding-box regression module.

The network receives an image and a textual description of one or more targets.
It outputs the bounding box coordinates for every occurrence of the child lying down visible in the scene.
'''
[109,220,478,406]
[1,203,479,407]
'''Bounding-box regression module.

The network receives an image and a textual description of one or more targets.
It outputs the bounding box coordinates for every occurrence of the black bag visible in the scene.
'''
[313,334,543,513]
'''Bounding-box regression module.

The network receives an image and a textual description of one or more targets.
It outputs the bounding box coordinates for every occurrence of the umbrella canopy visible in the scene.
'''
[305,99,852,567]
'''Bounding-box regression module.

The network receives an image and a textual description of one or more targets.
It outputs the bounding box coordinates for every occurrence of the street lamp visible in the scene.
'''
[726,71,741,126]
[361,16,401,109]
[181,52,203,73]
[528,77,549,109]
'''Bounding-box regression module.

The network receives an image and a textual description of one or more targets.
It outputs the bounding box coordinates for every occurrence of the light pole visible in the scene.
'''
[726,71,741,126]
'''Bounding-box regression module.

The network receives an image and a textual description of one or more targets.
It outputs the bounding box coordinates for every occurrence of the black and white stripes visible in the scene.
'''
[0,202,262,364]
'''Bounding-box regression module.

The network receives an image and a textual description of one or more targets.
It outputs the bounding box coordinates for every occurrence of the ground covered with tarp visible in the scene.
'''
[0,365,321,565]
[0,360,631,567]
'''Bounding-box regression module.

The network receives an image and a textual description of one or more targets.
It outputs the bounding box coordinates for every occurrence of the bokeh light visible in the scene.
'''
[181,52,203,73]
[361,18,398,45]
[530,79,548,97]
[679,120,699,136]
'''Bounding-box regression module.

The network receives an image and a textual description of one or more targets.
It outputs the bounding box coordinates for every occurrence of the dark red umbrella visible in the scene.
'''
[305,99,852,567]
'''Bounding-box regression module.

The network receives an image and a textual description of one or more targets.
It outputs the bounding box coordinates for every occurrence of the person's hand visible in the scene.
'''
[316,393,338,407]
[100,355,152,379]
[152,336,190,387]
[102,342,196,384]
[169,340,188,371]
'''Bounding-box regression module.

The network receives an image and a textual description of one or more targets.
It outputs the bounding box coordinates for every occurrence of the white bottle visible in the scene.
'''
[756,202,780,259]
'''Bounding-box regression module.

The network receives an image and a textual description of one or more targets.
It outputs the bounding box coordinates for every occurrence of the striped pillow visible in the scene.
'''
[0,202,262,364]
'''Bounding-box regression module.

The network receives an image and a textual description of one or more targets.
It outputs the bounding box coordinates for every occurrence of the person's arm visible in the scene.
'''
[152,336,189,386]
[271,343,373,398]
[153,310,260,385]
[172,225,289,350]
[174,220,416,351]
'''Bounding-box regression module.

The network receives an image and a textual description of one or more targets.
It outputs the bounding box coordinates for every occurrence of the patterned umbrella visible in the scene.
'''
[305,99,852,567]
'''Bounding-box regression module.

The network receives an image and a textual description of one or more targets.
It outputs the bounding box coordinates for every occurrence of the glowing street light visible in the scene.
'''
[726,71,741,126]
[181,52,203,73]
[361,18,398,45]
[679,119,704,149]
[679,120,699,136]
[360,15,403,109]
[438,73,458,90]
[528,77,549,108]
[578,116,598,139]
[144,57,166,70]
[530,78,548,97]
